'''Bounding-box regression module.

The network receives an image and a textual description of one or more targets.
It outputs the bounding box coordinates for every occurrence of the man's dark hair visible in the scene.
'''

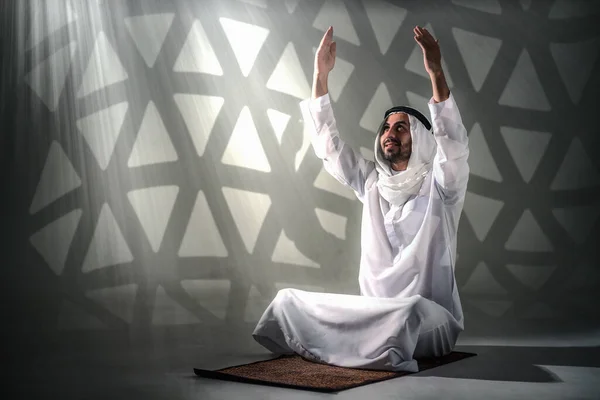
[382,106,432,131]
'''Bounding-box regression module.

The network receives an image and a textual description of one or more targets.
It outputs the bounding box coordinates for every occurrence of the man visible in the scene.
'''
[253,26,470,372]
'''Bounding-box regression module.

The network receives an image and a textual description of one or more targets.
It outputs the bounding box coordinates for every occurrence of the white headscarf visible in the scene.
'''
[374,114,437,207]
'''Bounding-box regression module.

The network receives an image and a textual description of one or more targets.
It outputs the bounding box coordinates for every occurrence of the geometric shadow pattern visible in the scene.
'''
[21,0,600,336]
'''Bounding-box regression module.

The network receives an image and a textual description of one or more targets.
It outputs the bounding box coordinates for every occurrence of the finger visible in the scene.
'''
[319,26,333,46]
[416,26,428,40]
[331,41,337,58]
[414,28,423,42]
[414,36,426,51]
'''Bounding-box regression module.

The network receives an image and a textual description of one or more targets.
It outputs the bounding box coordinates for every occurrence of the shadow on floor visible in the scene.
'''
[414,345,600,382]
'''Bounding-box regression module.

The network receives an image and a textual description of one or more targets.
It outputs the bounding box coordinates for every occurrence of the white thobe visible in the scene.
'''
[253,92,470,372]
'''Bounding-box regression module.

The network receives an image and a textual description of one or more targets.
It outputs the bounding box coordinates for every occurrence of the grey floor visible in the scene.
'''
[8,326,600,400]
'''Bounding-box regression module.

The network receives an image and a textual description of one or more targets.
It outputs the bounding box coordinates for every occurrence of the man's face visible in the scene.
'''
[380,113,412,164]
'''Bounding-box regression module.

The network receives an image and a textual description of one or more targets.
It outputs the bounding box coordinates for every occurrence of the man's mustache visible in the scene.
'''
[384,137,400,146]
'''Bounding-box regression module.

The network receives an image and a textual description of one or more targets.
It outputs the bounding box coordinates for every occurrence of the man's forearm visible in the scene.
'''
[429,69,450,103]
[312,73,329,99]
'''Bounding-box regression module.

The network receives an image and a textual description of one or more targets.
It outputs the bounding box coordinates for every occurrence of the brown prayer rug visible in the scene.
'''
[193,351,476,392]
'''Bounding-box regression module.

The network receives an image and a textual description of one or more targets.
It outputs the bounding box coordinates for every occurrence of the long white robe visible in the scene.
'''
[253,92,470,372]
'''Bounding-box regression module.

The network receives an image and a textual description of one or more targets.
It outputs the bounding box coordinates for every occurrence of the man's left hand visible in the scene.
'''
[414,26,442,76]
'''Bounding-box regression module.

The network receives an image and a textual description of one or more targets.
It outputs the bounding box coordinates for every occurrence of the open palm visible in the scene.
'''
[414,26,442,75]
[315,26,336,75]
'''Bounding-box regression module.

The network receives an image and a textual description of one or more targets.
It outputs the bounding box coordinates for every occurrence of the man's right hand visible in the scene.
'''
[312,26,336,99]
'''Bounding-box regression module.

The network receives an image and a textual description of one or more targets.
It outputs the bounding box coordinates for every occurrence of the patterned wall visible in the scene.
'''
[8,0,600,341]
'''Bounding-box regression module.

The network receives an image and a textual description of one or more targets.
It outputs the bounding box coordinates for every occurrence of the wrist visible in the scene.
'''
[313,72,329,83]
[312,73,329,99]
[428,68,444,78]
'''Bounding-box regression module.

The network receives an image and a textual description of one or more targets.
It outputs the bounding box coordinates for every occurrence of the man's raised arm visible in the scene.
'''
[301,27,374,200]
[415,26,469,201]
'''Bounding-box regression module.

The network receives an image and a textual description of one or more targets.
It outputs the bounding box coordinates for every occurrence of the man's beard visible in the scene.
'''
[382,139,411,164]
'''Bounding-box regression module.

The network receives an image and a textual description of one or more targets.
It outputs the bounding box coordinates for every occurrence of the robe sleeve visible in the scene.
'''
[428,93,470,204]
[300,93,376,201]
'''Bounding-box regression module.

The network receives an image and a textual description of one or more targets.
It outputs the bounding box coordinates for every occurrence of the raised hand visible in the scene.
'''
[414,26,449,102]
[315,26,336,77]
[312,26,336,99]
[414,26,442,76]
